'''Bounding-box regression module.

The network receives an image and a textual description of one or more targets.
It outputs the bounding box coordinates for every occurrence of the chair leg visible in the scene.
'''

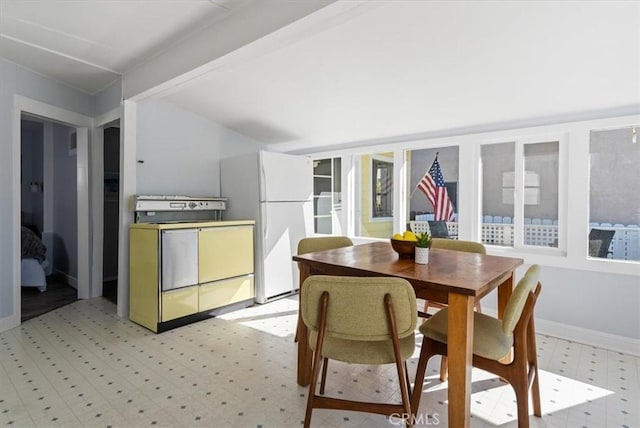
[304,293,329,428]
[404,361,412,398]
[527,318,542,417]
[512,372,531,428]
[304,349,324,428]
[393,360,412,427]
[439,356,448,382]
[319,357,329,395]
[410,337,432,415]
[384,294,413,427]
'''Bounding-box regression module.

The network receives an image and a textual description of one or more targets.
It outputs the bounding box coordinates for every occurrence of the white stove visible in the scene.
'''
[131,195,227,223]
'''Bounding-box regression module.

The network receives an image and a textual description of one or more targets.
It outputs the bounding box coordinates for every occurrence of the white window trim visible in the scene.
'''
[369,154,394,222]
[477,132,567,255]
[306,114,640,277]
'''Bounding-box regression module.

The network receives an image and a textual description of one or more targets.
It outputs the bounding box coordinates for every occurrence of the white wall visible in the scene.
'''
[481,265,639,354]
[93,80,122,118]
[136,100,261,196]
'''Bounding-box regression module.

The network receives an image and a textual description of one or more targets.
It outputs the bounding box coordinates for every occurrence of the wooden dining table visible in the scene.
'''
[293,241,523,428]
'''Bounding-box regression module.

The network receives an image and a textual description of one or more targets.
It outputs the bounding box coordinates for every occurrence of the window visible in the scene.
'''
[481,140,559,248]
[371,158,393,218]
[313,158,342,234]
[407,147,459,237]
[354,153,394,239]
[589,126,640,261]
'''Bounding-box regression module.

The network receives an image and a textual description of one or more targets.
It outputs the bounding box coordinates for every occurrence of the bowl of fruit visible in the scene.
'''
[391,230,418,259]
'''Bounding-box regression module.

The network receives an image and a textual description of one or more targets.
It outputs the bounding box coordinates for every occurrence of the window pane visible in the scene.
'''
[357,153,393,238]
[481,142,515,247]
[523,141,559,248]
[313,158,338,234]
[407,147,459,237]
[589,127,640,261]
[332,158,343,234]
[372,159,393,218]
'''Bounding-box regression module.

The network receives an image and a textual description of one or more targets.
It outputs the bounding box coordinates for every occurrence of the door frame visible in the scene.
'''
[91,107,122,302]
[12,95,92,327]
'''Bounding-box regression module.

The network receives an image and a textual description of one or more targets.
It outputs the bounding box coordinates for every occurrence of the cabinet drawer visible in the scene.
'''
[199,276,254,311]
[161,286,198,322]
[199,226,254,283]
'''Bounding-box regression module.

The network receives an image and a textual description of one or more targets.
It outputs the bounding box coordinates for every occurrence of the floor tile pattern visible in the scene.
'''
[0,297,638,427]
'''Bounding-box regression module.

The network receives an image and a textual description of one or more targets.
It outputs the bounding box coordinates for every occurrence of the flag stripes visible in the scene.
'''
[417,156,455,221]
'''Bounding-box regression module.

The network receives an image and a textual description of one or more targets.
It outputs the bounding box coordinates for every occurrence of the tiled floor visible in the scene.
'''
[1,297,638,427]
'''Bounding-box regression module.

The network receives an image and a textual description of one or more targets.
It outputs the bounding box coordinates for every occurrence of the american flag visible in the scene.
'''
[417,156,455,221]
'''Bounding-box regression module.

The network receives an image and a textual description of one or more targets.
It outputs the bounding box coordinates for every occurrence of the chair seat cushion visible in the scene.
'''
[419,309,513,361]
[309,330,416,364]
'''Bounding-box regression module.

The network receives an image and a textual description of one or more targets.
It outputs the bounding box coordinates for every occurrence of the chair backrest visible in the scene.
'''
[588,229,615,258]
[502,264,541,335]
[428,221,449,238]
[301,275,417,341]
[430,238,486,254]
[297,236,353,255]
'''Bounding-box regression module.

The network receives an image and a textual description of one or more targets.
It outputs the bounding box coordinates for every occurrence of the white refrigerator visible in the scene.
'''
[220,150,314,303]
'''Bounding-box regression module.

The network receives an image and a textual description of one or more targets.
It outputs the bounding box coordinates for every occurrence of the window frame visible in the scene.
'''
[369,154,394,221]
[587,124,640,262]
[478,133,567,255]
[306,114,640,277]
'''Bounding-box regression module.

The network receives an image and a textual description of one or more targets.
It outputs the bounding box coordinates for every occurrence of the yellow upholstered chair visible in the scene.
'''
[423,238,486,380]
[295,236,354,342]
[297,236,354,256]
[301,275,417,428]
[429,237,486,254]
[412,265,543,428]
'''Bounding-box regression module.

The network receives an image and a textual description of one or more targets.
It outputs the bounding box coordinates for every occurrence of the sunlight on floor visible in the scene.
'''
[419,368,614,426]
[217,296,299,338]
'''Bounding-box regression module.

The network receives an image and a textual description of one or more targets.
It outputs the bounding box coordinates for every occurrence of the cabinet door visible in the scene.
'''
[199,276,254,311]
[130,228,159,331]
[199,226,254,283]
[161,229,198,290]
[161,286,198,322]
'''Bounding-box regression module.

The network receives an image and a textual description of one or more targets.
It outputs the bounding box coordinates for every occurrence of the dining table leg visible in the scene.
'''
[497,272,515,318]
[446,292,475,428]
[497,272,516,364]
[297,264,312,386]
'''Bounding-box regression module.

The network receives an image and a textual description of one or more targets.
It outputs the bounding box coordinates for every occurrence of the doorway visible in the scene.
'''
[102,126,120,304]
[20,116,78,321]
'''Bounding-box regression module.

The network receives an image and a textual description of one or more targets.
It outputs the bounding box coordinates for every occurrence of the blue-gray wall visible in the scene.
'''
[0,58,92,320]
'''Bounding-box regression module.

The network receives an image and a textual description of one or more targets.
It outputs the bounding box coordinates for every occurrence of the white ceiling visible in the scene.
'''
[2,1,639,153]
[0,0,251,94]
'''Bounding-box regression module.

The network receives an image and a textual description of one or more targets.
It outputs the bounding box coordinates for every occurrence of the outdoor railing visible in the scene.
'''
[410,217,640,261]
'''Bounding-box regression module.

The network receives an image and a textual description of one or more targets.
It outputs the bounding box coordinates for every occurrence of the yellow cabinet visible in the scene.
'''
[198,226,254,283]
[129,220,255,333]
[161,286,199,322]
[129,228,159,331]
[199,276,254,312]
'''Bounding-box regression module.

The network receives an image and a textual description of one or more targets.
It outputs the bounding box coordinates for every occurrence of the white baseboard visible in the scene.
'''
[0,313,19,333]
[535,318,640,357]
[54,270,77,289]
[482,308,640,357]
